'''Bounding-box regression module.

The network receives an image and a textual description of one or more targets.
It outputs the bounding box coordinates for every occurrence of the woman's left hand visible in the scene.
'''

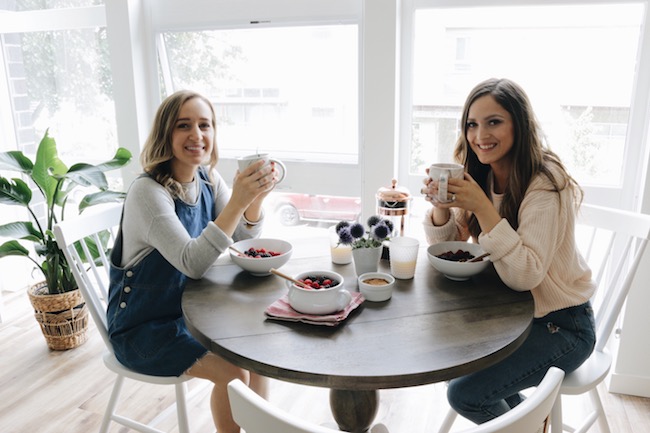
[233,161,277,203]
[443,173,502,233]
[437,173,491,214]
[251,161,280,202]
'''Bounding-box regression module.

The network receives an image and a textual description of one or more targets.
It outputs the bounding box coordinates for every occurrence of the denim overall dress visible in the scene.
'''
[107,169,215,376]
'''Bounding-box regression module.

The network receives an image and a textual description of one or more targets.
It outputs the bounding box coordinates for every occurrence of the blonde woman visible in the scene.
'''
[107,90,275,432]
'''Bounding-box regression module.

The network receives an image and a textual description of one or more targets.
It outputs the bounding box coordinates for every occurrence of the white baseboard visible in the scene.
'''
[608,372,650,398]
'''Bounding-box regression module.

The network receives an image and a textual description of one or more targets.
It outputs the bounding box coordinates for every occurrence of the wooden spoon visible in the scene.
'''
[270,268,312,290]
[469,252,490,263]
[229,245,246,257]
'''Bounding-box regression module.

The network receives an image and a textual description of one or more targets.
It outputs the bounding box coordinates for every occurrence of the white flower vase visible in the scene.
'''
[352,246,382,276]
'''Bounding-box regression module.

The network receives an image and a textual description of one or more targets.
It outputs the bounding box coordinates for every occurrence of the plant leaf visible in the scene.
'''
[0,177,32,206]
[0,221,43,242]
[0,151,34,173]
[0,240,30,258]
[79,191,126,212]
[93,147,133,172]
[32,130,68,208]
[65,164,108,189]
[65,147,132,191]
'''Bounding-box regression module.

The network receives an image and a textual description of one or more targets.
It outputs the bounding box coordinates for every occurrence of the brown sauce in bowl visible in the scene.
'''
[362,278,389,286]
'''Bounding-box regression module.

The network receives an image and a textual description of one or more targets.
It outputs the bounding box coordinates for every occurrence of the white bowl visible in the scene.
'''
[230,238,292,276]
[426,241,490,281]
[286,270,351,315]
[357,272,395,302]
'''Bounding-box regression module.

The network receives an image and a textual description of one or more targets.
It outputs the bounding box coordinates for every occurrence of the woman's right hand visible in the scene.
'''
[422,168,451,226]
[216,160,276,237]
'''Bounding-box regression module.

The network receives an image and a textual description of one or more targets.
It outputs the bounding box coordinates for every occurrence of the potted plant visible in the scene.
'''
[0,129,132,350]
[335,216,392,276]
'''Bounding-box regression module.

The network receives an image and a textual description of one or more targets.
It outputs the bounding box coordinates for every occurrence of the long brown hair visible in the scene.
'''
[140,90,218,197]
[453,78,582,238]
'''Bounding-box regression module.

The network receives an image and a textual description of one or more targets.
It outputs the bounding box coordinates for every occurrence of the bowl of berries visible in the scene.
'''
[286,270,351,315]
[229,238,293,276]
[426,241,490,281]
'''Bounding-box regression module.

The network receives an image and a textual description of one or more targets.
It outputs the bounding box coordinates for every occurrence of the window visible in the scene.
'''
[157,16,362,239]
[160,25,359,164]
[1,28,117,162]
[0,4,117,170]
[401,2,646,209]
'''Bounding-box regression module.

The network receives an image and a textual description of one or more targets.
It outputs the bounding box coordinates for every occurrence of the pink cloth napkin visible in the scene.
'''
[264,293,365,326]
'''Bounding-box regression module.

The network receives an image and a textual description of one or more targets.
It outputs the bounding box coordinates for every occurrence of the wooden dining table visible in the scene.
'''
[182,237,534,432]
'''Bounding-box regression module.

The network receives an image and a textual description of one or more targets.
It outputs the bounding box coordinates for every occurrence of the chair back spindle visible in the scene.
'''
[54,204,121,351]
[576,204,650,352]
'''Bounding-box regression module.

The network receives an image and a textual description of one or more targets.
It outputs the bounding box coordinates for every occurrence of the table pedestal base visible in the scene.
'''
[329,389,379,432]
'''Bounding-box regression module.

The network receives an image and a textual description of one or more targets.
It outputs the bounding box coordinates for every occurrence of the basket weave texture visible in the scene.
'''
[28,282,89,351]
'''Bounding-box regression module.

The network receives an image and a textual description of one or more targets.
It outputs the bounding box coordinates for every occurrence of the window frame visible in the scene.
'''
[399,0,650,212]
[145,0,367,202]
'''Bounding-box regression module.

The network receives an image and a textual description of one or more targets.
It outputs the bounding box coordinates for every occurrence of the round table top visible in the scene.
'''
[182,240,534,391]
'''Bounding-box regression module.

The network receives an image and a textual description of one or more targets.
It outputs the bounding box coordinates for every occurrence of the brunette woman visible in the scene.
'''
[422,78,596,424]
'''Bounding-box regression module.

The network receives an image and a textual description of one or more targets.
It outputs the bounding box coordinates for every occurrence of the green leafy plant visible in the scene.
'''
[0,130,132,294]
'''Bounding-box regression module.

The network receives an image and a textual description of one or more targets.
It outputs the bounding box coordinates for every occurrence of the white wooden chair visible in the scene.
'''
[227,379,345,433]
[550,204,650,432]
[437,203,650,433]
[54,204,203,433]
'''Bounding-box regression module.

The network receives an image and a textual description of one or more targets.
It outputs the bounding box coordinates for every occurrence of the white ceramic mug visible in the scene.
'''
[428,163,464,203]
[286,270,350,315]
[237,153,287,184]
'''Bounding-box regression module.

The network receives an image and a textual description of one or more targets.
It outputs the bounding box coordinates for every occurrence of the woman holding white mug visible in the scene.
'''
[421,78,595,426]
[107,90,278,433]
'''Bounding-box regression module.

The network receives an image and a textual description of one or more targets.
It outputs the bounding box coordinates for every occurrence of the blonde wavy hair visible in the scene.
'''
[140,90,218,198]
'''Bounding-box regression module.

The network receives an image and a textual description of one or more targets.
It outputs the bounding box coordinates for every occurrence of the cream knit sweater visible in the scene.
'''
[423,170,595,318]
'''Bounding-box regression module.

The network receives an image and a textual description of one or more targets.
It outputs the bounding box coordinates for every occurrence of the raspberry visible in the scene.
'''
[297,275,339,289]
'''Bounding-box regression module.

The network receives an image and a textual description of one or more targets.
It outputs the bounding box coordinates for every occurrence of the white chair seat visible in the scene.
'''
[103,351,192,385]
[560,349,611,395]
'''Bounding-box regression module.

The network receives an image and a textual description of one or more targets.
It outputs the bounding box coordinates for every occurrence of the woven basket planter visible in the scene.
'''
[27,282,89,351]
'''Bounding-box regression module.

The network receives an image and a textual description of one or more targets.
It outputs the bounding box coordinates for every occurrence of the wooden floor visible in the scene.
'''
[1,286,650,433]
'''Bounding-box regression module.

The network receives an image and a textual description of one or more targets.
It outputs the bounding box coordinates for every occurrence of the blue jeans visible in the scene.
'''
[447,302,596,424]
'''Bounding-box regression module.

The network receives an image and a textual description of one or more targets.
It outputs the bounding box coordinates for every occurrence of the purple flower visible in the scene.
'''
[338,226,355,245]
[335,220,350,234]
[367,215,381,227]
[371,222,390,240]
[349,222,365,239]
